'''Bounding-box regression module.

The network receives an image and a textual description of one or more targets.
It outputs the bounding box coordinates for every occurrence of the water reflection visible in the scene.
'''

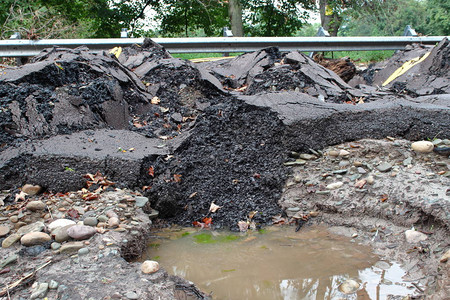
[142,226,415,300]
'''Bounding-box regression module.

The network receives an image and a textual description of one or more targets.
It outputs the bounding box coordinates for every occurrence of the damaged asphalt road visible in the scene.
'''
[0,37,448,298]
[0,38,449,229]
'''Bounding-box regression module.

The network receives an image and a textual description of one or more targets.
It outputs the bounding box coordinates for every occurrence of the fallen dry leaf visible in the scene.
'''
[151,96,160,104]
[248,211,257,220]
[209,202,221,213]
[238,221,249,232]
[15,191,28,202]
[148,166,155,177]
[173,174,182,183]
[189,192,198,199]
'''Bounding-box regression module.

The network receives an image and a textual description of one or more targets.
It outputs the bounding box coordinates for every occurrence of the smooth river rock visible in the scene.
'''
[141,260,159,274]
[405,229,428,243]
[411,141,434,153]
[26,200,46,212]
[22,184,42,195]
[52,224,75,243]
[2,233,21,248]
[17,221,45,236]
[0,225,10,237]
[21,232,51,246]
[326,182,344,190]
[59,241,84,254]
[67,225,96,240]
[48,219,76,232]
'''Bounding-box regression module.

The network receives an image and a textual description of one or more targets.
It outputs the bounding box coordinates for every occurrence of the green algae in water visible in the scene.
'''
[194,232,240,244]
[221,269,236,273]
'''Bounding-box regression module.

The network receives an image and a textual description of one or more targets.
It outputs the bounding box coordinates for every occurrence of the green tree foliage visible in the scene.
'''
[0,0,158,39]
[325,0,449,36]
[341,0,428,36]
[155,0,228,37]
[242,0,314,36]
[423,0,450,35]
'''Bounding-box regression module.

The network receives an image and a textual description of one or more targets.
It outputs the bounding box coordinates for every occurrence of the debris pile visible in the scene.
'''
[0,38,449,230]
[350,38,450,96]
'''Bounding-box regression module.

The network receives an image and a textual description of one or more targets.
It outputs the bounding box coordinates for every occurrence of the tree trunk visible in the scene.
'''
[319,0,341,36]
[228,0,243,36]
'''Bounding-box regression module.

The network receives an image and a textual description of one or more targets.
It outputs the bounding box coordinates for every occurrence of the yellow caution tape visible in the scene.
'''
[382,51,431,86]
[109,47,122,59]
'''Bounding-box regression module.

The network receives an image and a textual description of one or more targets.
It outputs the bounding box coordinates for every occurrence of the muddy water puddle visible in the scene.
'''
[142,226,415,299]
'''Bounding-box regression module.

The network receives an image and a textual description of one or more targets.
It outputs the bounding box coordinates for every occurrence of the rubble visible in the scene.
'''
[0,37,449,298]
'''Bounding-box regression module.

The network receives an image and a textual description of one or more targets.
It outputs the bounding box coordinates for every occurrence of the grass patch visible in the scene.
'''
[317,50,395,63]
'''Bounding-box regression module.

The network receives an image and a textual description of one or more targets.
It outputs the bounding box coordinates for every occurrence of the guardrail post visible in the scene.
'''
[223,27,233,57]
[403,25,418,37]
[9,32,28,66]
[120,28,129,38]
[309,27,330,58]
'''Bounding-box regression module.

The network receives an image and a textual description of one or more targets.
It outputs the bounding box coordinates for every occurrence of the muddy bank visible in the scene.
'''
[280,138,450,298]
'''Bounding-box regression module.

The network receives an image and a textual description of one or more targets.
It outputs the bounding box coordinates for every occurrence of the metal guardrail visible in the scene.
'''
[0,36,448,57]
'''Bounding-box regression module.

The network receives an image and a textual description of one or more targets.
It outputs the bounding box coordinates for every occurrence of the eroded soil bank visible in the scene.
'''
[0,38,449,299]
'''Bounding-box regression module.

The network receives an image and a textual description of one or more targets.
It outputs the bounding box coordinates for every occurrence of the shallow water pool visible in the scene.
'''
[141,225,416,299]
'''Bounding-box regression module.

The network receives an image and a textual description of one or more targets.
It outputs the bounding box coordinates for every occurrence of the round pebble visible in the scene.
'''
[25,201,46,212]
[411,141,434,153]
[0,225,10,237]
[51,242,61,250]
[83,217,98,227]
[125,291,139,299]
[20,232,51,246]
[141,260,159,274]
[78,247,90,255]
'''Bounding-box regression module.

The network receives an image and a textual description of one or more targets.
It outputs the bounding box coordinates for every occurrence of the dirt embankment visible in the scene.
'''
[0,37,448,299]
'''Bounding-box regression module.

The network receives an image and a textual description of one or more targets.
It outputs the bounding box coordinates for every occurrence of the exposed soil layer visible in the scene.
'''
[280,139,450,298]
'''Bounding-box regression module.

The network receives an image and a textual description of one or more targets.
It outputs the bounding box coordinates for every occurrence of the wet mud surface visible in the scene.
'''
[0,37,449,298]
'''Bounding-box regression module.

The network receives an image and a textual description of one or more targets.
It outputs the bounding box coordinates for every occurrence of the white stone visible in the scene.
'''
[48,219,76,232]
[339,150,350,156]
[411,141,434,153]
[405,229,428,243]
[141,260,159,274]
[326,182,344,190]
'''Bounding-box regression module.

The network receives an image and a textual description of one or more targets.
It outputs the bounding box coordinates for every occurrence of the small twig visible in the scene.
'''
[411,282,424,293]
[0,260,51,296]
[46,205,53,220]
